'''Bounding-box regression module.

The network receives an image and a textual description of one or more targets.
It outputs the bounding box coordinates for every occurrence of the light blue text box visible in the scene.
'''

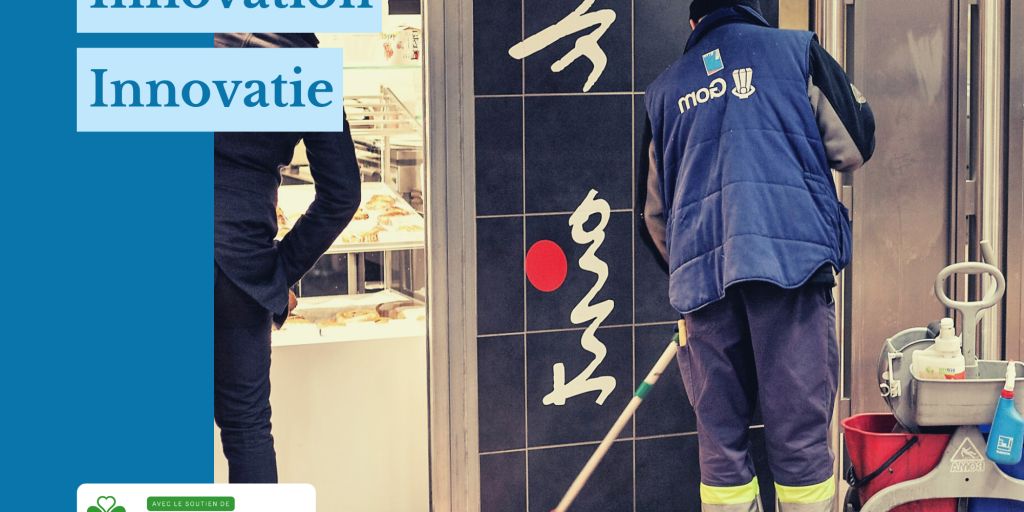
[77,48,345,132]
[78,0,381,34]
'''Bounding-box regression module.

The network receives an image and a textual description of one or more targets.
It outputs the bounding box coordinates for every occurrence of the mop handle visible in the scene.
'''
[552,321,687,512]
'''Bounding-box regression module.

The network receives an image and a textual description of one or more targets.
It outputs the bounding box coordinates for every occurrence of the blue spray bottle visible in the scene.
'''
[986,362,1023,465]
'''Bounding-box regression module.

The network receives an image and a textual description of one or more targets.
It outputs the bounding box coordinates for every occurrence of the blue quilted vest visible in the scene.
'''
[645,6,852,314]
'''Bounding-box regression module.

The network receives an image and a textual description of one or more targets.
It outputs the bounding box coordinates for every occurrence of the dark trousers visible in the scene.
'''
[678,281,838,488]
[214,265,278,483]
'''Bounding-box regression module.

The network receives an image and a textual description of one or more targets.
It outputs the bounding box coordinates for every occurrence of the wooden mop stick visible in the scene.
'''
[552,320,688,512]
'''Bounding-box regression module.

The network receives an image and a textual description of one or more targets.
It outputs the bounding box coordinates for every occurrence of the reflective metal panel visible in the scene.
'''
[1006,1,1024,362]
[849,0,955,414]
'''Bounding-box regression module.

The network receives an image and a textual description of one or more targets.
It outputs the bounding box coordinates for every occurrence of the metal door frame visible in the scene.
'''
[814,0,849,418]
[976,0,1007,360]
[820,0,1014,411]
[425,0,480,509]
[949,0,1010,361]
[1005,1,1024,362]
[813,4,851,506]
[948,0,1010,361]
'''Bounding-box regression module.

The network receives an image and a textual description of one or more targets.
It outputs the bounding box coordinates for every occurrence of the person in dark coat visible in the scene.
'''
[214,32,361,483]
[639,1,875,510]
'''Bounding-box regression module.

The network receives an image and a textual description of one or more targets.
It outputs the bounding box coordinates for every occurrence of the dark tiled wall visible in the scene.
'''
[474,2,779,511]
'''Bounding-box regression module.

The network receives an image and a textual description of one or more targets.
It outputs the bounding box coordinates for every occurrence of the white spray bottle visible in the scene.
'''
[912,318,967,380]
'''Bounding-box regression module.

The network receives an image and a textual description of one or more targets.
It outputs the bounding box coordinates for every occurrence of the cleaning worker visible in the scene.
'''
[638,1,875,511]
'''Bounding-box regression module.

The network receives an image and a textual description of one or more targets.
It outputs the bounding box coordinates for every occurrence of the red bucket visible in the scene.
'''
[842,414,956,512]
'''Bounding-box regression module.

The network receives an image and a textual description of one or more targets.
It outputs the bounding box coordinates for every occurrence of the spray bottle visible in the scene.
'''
[986,362,1024,465]
[912,318,966,380]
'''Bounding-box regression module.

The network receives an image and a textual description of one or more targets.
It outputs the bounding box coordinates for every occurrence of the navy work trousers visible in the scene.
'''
[214,264,278,483]
[678,281,838,488]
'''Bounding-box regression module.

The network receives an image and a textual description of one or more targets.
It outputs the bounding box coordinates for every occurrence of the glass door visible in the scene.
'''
[214,5,431,511]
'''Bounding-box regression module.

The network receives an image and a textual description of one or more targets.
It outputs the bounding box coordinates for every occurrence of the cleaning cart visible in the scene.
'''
[844,242,1024,511]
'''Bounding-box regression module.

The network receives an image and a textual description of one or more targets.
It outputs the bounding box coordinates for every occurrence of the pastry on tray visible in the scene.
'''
[318,318,350,328]
[340,225,388,244]
[377,207,412,225]
[333,308,381,323]
[318,313,346,327]
[360,226,386,243]
[376,300,420,319]
[381,207,409,216]
[365,194,397,211]
[276,314,320,337]
[337,308,378,320]
[276,207,292,237]
[396,306,427,321]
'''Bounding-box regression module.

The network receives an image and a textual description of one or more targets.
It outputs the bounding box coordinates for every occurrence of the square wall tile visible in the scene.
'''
[635,430,777,512]
[525,212,632,331]
[474,0,522,95]
[481,451,527,512]
[477,217,525,335]
[524,94,633,213]
[634,228,678,324]
[635,324,697,437]
[477,98,524,216]
[760,0,780,28]
[528,441,633,512]
[633,0,779,91]
[636,434,702,512]
[526,326,632,446]
[478,335,526,452]
[635,93,648,211]
[522,0,632,94]
[634,0,691,91]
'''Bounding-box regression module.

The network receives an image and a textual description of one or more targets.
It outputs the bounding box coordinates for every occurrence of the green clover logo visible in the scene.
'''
[88,496,126,512]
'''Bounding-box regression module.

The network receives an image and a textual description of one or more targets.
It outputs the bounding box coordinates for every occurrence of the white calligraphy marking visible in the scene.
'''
[544,190,617,406]
[508,0,616,93]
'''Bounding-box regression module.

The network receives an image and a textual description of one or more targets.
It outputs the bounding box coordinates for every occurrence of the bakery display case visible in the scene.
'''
[274,180,425,346]
[277,182,424,253]
[217,17,431,512]
[273,38,426,348]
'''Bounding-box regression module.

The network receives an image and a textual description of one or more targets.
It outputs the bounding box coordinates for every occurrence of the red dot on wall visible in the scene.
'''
[526,240,568,292]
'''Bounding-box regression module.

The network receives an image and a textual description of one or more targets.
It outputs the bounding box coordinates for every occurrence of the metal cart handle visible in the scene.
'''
[933,241,1006,365]
[934,261,1006,311]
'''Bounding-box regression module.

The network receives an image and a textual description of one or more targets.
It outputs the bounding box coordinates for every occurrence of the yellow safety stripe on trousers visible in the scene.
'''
[774,476,835,504]
[700,478,760,505]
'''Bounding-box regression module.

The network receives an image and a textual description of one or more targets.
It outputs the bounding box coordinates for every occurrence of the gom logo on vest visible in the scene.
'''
[677,77,727,113]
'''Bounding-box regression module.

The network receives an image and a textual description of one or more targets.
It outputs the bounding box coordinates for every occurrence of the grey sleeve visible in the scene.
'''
[643,141,669,264]
[637,115,669,272]
[808,38,876,173]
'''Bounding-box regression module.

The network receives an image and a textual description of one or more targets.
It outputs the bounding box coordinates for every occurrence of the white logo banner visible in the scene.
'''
[77,484,315,512]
